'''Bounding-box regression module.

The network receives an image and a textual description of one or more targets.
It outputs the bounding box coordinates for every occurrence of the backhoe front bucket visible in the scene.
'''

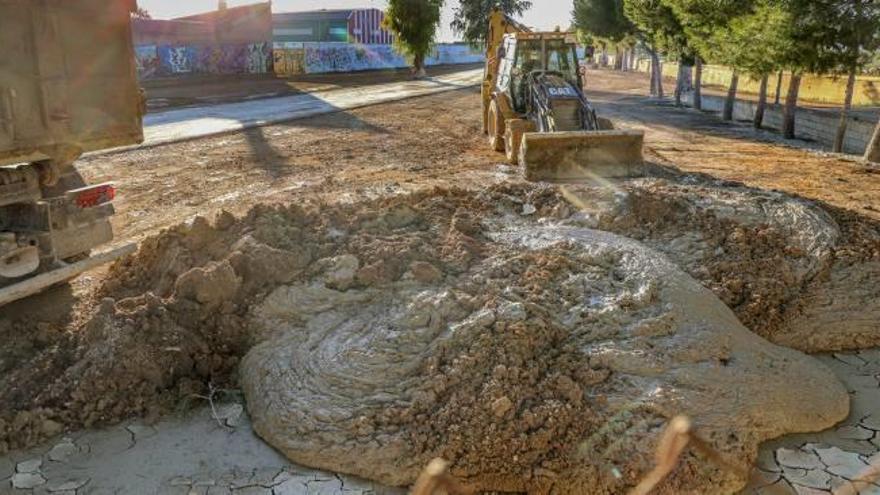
[520,130,645,182]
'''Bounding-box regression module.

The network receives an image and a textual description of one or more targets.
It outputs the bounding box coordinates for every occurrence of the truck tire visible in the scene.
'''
[487,100,506,152]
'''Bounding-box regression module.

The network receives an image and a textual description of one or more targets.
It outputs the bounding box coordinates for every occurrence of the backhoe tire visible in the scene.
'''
[487,100,506,152]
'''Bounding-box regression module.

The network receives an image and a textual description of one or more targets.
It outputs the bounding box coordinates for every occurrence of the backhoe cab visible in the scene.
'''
[482,12,644,181]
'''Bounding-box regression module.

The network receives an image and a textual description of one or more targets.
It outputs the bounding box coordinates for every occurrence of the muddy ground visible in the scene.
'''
[1,67,879,493]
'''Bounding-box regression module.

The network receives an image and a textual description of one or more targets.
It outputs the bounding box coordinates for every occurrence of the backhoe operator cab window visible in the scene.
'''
[546,39,580,88]
[496,35,583,114]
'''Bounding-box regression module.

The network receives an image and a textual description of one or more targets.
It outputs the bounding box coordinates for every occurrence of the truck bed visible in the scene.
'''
[0,0,144,167]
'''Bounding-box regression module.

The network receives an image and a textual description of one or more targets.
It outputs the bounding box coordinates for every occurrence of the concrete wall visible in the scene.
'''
[273,42,483,75]
[136,42,273,79]
[637,60,880,107]
[683,92,879,155]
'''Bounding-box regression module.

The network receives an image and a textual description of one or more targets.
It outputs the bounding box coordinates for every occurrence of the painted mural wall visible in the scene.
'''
[135,42,273,79]
[273,42,484,75]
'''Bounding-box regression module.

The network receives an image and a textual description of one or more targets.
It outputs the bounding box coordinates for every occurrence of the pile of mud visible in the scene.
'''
[0,181,873,493]
[567,177,880,352]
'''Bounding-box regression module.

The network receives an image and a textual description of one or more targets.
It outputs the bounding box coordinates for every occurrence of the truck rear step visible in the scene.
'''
[0,243,135,306]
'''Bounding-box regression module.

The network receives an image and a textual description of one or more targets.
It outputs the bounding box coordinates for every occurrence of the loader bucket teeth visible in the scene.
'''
[520,130,646,182]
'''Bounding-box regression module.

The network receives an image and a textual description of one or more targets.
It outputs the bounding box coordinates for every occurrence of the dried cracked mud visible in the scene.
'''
[4,176,879,493]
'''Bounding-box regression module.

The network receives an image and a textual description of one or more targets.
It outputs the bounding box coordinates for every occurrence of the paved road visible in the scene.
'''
[140,69,482,148]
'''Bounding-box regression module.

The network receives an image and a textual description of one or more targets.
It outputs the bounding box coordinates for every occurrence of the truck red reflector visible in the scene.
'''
[75,184,116,208]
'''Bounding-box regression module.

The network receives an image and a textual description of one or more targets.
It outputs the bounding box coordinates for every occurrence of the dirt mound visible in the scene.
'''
[240,215,847,494]
[564,177,880,352]
[0,185,558,453]
[0,183,862,493]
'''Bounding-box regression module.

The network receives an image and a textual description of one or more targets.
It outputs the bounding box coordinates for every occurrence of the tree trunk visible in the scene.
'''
[723,69,739,121]
[783,73,802,139]
[694,57,703,110]
[674,62,686,106]
[865,119,880,163]
[413,53,427,78]
[614,48,623,70]
[622,49,629,72]
[774,70,784,105]
[754,74,769,129]
[834,68,858,153]
[648,49,663,98]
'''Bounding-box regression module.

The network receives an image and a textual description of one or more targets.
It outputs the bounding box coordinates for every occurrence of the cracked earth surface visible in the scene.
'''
[0,402,403,495]
[742,351,880,494]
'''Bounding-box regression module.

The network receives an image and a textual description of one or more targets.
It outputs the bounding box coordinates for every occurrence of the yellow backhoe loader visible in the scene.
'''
[482,9,645,181]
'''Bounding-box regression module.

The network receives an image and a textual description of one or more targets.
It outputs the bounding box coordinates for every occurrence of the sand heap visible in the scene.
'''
[0,183,862,493]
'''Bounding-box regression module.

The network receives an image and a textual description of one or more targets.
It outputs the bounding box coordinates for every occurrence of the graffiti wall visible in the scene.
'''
[135,45,160,79]
[136,42,273,79]
[274,42,484,76]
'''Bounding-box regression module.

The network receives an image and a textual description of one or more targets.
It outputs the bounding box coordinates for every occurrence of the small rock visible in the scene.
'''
[496,301,527,322]
[48,440,79,462]
[491,396,513,418]
[41,419,63,437]
[17,458,42,473]
[12,472,46,489]
[325,254,359,291]
[777,447,823,469]
[522,204,537,216]
[409,261,443,284]
[214,210,236,230]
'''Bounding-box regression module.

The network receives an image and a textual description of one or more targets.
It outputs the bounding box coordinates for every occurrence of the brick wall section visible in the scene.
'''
[683,92,879,155]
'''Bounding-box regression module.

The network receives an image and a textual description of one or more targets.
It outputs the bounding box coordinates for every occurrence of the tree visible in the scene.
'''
[384,0,444,78]
[661,0,752,117]
[624,0,693,103]
[451,0,532,48]
[713,2,791,127]
[131,7,151,19]
[779,0,879,141]
[573,0,637,70]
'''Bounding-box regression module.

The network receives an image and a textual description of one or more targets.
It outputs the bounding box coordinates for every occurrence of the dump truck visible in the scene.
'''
[0,0,143,305]
[481,9,645,181]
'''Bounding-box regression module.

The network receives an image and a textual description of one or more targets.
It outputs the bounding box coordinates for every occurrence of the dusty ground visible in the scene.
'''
[143,64,483,112]
[1,68,879,493]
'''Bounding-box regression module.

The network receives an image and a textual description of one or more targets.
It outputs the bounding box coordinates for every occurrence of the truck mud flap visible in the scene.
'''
[0,243,135,306]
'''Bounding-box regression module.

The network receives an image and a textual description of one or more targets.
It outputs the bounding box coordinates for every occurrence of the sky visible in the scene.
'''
[137,0,573,42]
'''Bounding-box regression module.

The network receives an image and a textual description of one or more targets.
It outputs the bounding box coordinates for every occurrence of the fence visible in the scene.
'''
[135,42,273,80]
[273,42,484,76]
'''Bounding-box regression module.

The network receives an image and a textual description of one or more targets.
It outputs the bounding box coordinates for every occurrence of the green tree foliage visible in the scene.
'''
[450,0,532,47]
[623,0,689,60]
[384,0,444,77]
[572,0,634,42]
